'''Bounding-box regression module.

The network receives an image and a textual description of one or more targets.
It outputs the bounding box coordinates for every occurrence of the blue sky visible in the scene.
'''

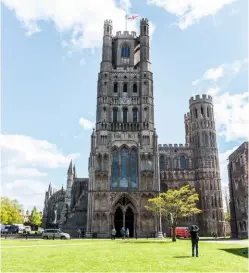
[1,0,248,211]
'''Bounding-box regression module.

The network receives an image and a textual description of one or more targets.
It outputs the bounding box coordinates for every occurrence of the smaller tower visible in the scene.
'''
[184,112,191,145]
[73,164,77,179]
[65,160,74,213]
[140,18,151,71]
[100,19,113,72]
[189,94,224,236]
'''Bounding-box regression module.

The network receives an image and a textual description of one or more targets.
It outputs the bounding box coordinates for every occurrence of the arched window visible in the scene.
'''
[201,107,204,116]
[111,150,119,188]
[132,108,138,122]
[239,222,243,231]
[207,107,210,117]
[103,154,108,170]
[123,108,128,123]
[209,132,213,147]
[131,149,138,188]
[195,108,198,118]
[133,84,137,93]
[120,147,129,187]
[123,83,127,93]
[180,156,186,169]
[243,221,247,231]
[114,83,118,93]
[205,132,209,146]
[144,107,148,121]
[143,25,146,33]
[113,108,118,123]
[121,45,130,58]
[160,156,165,170]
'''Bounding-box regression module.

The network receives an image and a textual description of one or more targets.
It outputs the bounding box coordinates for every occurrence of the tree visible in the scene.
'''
[224,211,231,237]
[1,197,24,224]
[145,185,202,242]
[29,206,42,228]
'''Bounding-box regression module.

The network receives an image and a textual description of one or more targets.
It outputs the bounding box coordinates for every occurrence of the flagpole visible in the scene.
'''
[125,14,127,31]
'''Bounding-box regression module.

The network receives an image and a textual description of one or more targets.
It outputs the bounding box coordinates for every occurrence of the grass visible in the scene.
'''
[1,239,248,272]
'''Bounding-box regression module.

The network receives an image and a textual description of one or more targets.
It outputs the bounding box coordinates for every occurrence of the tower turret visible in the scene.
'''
[140,18,150,71]
[100,19,113,72]
[184,112,191,145]
[65,160,74,213]
[189,94,224,236]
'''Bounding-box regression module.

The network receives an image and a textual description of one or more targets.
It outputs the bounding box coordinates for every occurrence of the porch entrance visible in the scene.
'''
[113,197,135,238]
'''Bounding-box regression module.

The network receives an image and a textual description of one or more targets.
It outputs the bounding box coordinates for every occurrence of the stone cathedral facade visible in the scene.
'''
[42,18,225,238]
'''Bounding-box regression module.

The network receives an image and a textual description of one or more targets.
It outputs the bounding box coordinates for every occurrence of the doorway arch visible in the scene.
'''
[114,207,123,237]
[112,196,136,238]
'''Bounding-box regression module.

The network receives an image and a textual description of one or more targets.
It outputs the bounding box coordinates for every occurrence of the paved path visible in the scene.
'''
[201,239,248,245]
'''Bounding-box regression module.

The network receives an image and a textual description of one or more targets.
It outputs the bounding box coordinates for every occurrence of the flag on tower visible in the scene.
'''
[127,14,139,20]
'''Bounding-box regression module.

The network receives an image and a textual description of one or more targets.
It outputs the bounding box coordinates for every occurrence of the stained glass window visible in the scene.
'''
[111,150,119,187]
[133,84,137,93]
[123,83,127,93]
[113,108,118,123]
[121,46,130,58]
[160,156,165,170]
[132,108,138,122]
[123,108,128,123]
[180,156,186,169]
[131,149,137,188]
[114,83,118,93]
[120,147,129,187]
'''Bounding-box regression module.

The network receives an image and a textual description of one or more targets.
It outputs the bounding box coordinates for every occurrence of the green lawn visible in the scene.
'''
[1,239,248,272]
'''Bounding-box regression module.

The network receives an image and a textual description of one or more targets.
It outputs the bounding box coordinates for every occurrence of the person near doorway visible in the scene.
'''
[190,225,199,257]
[121,227,126,240]
[111,228,116,240]
[77,228,81,239]
[126,228,129,239]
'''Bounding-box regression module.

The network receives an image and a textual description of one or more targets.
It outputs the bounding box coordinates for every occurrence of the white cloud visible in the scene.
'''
[206,87,220,96]
[219,146,238,185]
[1,166,48,177]
[147,0,237,30]
[0,134,79,210]
[213,92,249,141]
[2,0,155,54]
[79,117,95,130]
[2,179,48,211]
[192,59,248,85]
[0,134,79,168]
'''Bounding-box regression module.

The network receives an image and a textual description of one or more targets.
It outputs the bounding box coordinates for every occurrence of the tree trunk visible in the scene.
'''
[172,226,176,242]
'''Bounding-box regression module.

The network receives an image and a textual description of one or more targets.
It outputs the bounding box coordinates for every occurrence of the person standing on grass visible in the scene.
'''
[190,225,199,257]
[126,228,129,239]
[111,228,116,240]
[77,228,81,239]
[121,227,126,240]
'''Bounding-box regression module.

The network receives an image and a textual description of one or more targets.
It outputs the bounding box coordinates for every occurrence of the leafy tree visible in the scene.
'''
[224,211,230,221]
[145,185,202,242]
[1,197,24,224]
[29,206,42,227]
[224,211,231,237]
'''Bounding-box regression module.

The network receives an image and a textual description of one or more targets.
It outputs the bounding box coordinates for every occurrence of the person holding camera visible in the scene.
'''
[190,225,199,257]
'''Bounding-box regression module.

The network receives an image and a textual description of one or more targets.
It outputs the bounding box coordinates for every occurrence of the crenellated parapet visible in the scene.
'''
[104,19,112,25]
[140,18,149,24]
[160,170,195,181]
[115,31,137,37]
[189,94,213,106]
[158,143,190,151]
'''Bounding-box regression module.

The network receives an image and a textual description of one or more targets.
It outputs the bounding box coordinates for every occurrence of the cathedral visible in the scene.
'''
[42,18,225,238]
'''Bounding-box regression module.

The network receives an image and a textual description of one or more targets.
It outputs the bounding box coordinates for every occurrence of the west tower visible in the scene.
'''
[86,19,160,238]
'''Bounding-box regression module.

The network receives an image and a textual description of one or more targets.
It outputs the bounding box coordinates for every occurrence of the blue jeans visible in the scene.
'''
[192,240,199,257]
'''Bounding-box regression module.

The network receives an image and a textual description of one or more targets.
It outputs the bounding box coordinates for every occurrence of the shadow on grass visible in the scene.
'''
[219,247,248,258]
[173,256,191,258]
[122,240,172,244]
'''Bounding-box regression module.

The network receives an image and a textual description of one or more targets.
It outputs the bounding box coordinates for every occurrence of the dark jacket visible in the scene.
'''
[190,226,199,241]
